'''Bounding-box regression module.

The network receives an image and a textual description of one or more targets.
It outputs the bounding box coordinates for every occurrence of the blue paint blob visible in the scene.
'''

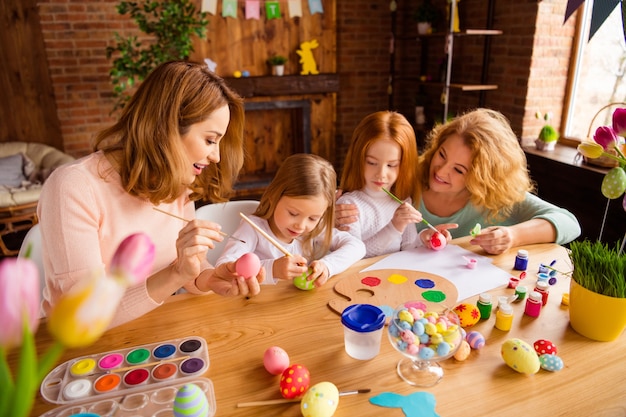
[415,279,435,289]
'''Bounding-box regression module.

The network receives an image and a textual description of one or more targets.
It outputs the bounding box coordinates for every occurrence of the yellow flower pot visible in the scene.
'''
[569,280,626,342]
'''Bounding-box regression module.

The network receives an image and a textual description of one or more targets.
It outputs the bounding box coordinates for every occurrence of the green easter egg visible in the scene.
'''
[601,167,626,199]
[293,269,315,290]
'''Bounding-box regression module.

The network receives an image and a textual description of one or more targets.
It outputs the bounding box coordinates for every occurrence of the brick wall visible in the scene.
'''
[36,0,575,166]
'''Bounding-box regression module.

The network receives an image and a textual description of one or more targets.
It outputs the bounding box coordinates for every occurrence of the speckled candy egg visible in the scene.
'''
[466,331,485,349]
[263,346,290,375]
[429,232,447,251]
[539,353,564,372]
[453,303,481,328]
[501,338,540,375]
[279,364,310,399]
[173,383,209,417]
[301,381,339,417]
[533,339,557,355]
[235,253,261,279]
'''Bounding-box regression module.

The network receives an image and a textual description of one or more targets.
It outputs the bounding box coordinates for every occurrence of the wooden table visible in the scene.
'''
[15,238,626,416]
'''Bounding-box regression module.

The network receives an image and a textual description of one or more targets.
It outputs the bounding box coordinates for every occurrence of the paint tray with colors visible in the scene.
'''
[40,336,210,406]
[39,377,216,417]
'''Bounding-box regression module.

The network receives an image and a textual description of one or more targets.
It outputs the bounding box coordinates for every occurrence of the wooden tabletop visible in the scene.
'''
[15,238,626,416]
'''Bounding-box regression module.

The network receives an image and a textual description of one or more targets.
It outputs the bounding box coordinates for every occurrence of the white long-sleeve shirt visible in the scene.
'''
[215,214,366,283]
[336,188,421,258]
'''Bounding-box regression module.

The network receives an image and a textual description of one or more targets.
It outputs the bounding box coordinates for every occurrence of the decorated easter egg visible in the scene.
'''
[293,269,315,290]
[429,232,447,251]
[301,381,339,417]
[454,340,471,361]
[235,253,261,279]
[539,353,564,372]
[453,303,481,328]
[173,383,209,417]
[279,364,310,399]
[533,339,557,355]
[466,331,485,349]
[601,167,626,199]
[263,346,290,375]
[501,338,540,375]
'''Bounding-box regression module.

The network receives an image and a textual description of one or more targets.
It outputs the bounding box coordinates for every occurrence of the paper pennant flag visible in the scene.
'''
[308,0,324,15]
[563,0,584,23]
[222,0,237,18]
[589,0,620,40]
[288,0,303,18]
[202,0,217,14]
[266,1,281,19]
[245,0,260,20]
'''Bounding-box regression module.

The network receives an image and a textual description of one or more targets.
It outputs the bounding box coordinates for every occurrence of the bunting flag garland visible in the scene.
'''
[246,0,261,19]
[308,0,324,15]
[222,0,237,18]
[564,0,625,41]
[288,0,303,18]
[202,0,218,14]
[266,1,281,19]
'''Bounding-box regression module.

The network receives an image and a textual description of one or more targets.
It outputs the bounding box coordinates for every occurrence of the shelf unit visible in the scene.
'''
[389,0,501,126]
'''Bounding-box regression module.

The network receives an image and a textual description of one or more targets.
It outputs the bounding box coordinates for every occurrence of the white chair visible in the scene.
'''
[195,200,259,266]
[17,223,46,317]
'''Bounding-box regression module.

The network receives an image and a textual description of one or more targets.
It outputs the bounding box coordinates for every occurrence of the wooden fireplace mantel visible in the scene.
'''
[223,74,340,98]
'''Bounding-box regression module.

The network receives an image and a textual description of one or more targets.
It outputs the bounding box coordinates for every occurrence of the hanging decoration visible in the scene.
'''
[222,0,237,18]
[564,0,625,41]
[246,0,260,19]
[308,0,324,15]
[202,0,218,14]
[288,0,303,18]
[265,1,281,19]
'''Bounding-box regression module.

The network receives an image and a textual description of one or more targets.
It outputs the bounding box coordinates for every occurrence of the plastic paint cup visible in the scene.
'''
[152,363,177,381]
[98,353,124,370]
[70,358,96,377]
[126,348,150,365]
[93,373,121,393]
[179,339,202,355]
[341,304,386,360]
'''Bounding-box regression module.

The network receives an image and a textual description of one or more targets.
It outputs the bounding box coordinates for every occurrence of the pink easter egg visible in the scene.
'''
[263,346,290,375]
[235,253,261,279]
[430,232,447,251]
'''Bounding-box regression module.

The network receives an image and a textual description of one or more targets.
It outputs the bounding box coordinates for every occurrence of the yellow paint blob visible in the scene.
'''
[387,274,408,284]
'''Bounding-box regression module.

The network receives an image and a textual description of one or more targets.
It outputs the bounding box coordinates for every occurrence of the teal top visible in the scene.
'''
[416,192,581,245]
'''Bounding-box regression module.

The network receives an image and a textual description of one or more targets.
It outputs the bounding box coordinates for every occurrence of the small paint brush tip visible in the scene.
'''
[358,389,371,393]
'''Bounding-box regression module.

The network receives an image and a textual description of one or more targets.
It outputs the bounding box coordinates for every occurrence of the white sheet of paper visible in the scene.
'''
[361,245,512,302]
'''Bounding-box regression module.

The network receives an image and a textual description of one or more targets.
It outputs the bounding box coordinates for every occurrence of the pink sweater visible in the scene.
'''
[37,151,202,327]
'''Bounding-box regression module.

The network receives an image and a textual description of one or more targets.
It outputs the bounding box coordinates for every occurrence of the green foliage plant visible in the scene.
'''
[267,55,288,66]
[106,0,208,111]
[413,0,440,23]
[569,239,626,298]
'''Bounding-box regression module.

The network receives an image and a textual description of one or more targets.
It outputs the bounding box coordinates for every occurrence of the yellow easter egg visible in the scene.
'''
[301,381,339,417]
[398,310,414,324]
[453,303,481,328]
[501,338,540,375]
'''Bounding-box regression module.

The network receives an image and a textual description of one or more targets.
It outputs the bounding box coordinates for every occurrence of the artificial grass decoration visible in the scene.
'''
[569,239,626,298]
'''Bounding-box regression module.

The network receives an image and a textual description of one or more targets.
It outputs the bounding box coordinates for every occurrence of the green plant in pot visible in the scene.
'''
[534,111,559,151]
[106,0,208,112]
[414,0,440,35]
[267,55,288,76]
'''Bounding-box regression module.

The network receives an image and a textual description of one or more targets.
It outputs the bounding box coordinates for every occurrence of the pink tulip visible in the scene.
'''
[0,258,40,348]
[612,108,626,137]
[110,233,155,286]
[593,126,618,150]
[623,194,626,212]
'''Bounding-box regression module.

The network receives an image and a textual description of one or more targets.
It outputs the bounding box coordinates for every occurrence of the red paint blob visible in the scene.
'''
[361,276,381,287]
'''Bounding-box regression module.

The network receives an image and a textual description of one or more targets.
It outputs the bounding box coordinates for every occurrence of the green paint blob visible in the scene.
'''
[422,290,446,303]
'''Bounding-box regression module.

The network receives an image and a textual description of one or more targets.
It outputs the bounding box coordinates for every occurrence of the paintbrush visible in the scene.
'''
[239,212,293,257]
[152,207,246,243]
[381,187,439,233]
[236,388,371,407]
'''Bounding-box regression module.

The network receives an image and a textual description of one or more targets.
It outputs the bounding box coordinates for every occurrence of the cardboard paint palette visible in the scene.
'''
[328,269,459,316]
[39,377,216,417]
[40,337,211,410]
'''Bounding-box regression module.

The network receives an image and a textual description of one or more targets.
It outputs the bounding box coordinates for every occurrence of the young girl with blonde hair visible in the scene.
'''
[216,153,365,287]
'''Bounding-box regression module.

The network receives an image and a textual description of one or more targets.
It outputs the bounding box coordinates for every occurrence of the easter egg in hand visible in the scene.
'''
[429,232,447,251]
[279,364,310,399]
[263,346,290,375]
[235,253,261,279]
[293,269,315,290]
[173,383,210,417]
[301,381,339,417]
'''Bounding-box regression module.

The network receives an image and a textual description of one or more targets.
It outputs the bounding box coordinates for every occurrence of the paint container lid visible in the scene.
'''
[341,304,385,333]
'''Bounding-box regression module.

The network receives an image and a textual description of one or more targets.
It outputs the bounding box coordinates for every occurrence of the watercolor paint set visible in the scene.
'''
[39,377,216,417]
[40,336,212,412]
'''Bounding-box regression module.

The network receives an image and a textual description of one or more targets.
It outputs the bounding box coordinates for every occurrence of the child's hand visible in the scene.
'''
[273,254,309,280]
[419,223,457,248]
[207,261,265,297]
[391,202,423,233]
[308,260,330,287]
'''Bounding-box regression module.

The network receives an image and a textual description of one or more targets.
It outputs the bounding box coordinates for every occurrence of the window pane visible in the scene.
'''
[566,4,626,141]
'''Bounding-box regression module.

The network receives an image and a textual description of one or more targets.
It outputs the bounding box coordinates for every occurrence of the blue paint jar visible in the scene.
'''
[513,250,528,271]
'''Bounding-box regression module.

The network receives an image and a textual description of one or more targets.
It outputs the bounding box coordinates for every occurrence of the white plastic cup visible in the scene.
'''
[341,304,386,360]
